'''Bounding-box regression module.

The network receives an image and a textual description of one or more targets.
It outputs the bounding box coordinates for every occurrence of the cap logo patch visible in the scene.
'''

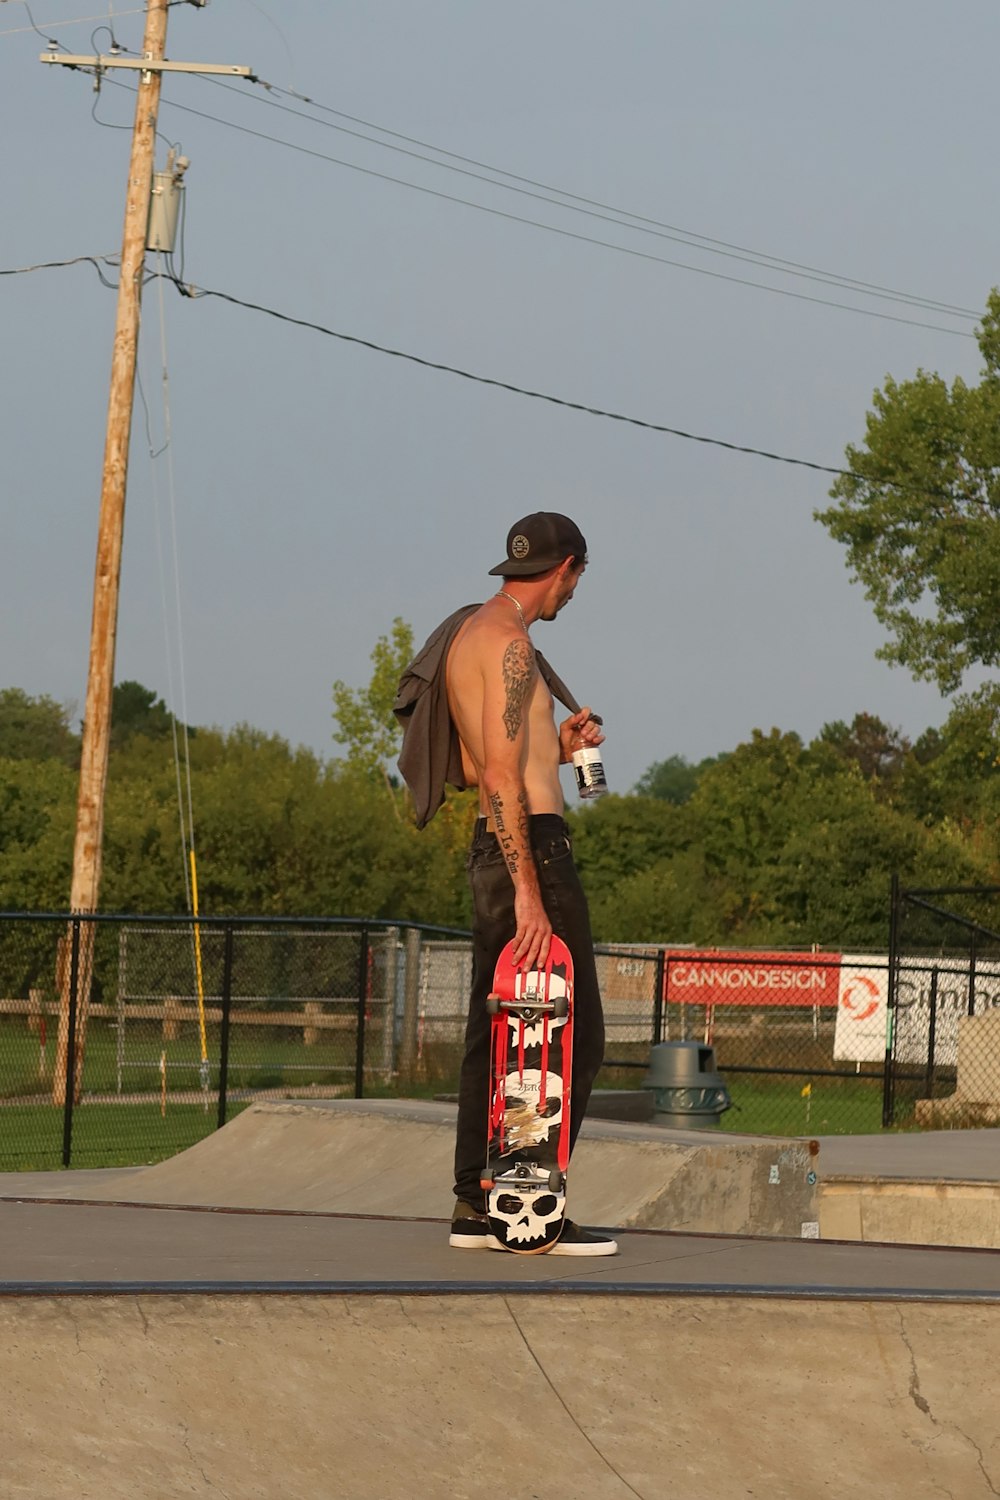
[511,534,530,559]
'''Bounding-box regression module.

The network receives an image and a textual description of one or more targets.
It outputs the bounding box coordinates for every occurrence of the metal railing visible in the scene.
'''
[884,879,1000,1128]
[0,912,470,1170]
[4,899,999,1170]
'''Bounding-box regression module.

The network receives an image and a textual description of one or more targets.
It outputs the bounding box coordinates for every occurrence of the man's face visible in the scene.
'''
[540,558,587,621]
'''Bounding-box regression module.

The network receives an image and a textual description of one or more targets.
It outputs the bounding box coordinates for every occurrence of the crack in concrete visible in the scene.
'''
[179,1419,231,1497]
[896,1309,999,1497]
[505,1297,647,1500]
[133,1297,150,1338]
[66,1304,108,1389]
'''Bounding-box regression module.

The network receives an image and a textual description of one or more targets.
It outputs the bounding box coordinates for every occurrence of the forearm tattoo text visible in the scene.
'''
[490,788,529,880]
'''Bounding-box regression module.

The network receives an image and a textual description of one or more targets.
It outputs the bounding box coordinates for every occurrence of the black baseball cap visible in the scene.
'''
[487,512,588,577]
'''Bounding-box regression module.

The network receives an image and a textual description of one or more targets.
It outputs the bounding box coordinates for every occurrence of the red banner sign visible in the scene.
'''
[664,950,842,1008]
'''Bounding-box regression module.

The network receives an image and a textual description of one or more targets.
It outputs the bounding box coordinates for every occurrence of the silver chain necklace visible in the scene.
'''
[497,590,528,632]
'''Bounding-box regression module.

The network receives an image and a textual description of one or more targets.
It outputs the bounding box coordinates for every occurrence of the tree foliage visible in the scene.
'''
[5,650,1000,950]
[332,617,413,800]
[631,753,724,803]
[817,289,1000,694]
[817,712,910,796]
[111,680,182,751]
[0,689,79,766]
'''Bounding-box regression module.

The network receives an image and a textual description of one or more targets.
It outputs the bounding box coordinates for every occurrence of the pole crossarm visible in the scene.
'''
[40,52,252,77]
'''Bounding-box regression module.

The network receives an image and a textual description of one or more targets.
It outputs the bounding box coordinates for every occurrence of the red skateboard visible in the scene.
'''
[480,935,574,1253]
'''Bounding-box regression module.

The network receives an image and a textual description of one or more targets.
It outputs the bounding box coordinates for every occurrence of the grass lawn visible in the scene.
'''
[719,1074,885,1136]
[0,1013,360,1171]
[0,1021,902,1173]
[0,1016,358,1098]
[0,1100,253,1171]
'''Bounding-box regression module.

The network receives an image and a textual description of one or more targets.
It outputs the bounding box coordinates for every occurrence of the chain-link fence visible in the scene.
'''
[0,913,471,1170]
[597,945,889,1136]
[884,880,1000,1129]
[5,892,1000,1169]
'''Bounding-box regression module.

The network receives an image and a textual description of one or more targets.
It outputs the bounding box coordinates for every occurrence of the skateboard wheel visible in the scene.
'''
[486,996,500,1015]
[548,1169,564,1193]
[480,1175,495,1191]
[552,997,569,1017]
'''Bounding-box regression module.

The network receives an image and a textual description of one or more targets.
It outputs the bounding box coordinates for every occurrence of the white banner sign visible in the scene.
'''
[834,953,1000,1065]
[893,957,1000,1066]
[834,956,889,1064]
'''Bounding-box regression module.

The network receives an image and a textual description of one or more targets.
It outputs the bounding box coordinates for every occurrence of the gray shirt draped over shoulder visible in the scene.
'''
[393,602,582,829]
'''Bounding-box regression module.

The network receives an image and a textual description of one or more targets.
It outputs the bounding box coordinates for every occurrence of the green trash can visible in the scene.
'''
[644,1042,731,1129]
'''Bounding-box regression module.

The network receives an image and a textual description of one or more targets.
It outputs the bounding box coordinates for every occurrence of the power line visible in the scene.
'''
[73,70,976,338]
[0,4,143,41]
[163,273,926,487]
[1,251,948,495]
[215,75,978,323]
[0,251,120,285]
[104,80,972,341]
[11,15,980,328]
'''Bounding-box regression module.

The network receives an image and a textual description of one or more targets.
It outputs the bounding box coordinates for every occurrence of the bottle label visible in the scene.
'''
[572,746,608,799]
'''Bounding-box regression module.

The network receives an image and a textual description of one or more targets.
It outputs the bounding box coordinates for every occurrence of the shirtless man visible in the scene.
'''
[446,512,618,1255]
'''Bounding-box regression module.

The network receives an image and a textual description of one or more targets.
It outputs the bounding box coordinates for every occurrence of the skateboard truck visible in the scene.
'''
[481,1162,565,1196]
[486,991,570,1021]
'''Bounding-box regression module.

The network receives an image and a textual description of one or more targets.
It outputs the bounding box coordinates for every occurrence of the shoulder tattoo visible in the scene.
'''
[501,638,535,741]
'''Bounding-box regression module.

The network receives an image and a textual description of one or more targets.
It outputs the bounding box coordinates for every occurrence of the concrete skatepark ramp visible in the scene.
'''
[3,1101,1000,1497]
[2,1290,999,1499]
[31,1097,1000,1246]
[43,1097,821,1238]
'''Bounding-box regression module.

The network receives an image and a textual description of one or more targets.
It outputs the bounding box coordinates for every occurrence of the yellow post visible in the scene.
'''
[189,848,209,1066]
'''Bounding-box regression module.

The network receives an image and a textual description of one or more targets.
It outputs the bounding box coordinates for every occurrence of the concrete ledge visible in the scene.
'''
[29,1098,821,1240]
[915,1098,1000,1128]
[582,1087,655,1122]
[819,1176,1000,1248]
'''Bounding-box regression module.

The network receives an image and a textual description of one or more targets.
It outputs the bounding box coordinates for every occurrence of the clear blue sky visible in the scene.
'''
[2,0,995,791]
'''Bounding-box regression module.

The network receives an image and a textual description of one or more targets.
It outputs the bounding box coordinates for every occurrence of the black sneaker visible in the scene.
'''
[547,1220,619,1257]
[448,1200,490,1249]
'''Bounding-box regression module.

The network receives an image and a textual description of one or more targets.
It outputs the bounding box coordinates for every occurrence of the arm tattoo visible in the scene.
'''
[514,790,529,857]
[489,789,529,880]
[489,791,505,832]
[501,638,534,742]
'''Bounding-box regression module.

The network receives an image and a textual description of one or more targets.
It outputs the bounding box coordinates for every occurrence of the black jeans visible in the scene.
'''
[453,813,606,1209]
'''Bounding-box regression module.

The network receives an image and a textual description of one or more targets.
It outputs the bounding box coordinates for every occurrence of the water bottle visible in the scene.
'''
[572,746,609,800]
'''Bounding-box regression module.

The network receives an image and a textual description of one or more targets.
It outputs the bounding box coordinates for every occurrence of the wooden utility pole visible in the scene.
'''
[42,4,252,1104]
[53,0,168,1104]
[75,0,169,911]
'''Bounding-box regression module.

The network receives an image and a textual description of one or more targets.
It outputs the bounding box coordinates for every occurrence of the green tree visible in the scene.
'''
[332,618,413,801]
[585,850,731,946]
[895,685,1000,838]
[0,756,77,908]
[817,290,1000,694]
[111,680,180,751]
[816,713,910,795]
[0,688,79,766]
[632,753,724,803]
[685,728,989,946]
[569,794,688,891]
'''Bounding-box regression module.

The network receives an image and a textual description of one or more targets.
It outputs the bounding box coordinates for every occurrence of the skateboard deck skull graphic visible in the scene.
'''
[481,935,574,1254]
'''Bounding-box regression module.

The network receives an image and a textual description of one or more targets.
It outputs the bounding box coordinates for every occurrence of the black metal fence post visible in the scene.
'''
[924,966,939,1099]
[354,925,370,1099]
[61,916,81,1167]
[216,921,235,1130]
[653,949,666,1045]
[882,873,900,1127]
[968,929,978,1016]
